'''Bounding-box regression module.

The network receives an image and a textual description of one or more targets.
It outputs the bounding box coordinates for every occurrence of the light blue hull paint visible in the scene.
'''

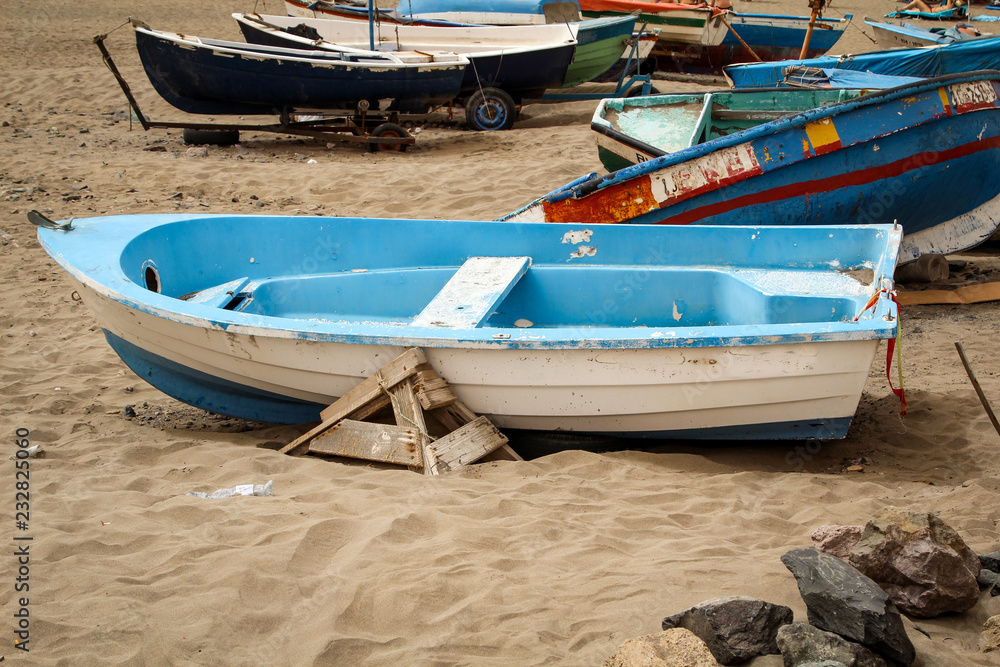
[105,331,324,424]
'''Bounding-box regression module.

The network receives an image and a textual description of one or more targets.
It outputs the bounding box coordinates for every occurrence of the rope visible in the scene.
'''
[854,288,907,414]
[377,374,437,443]
[824,8,879,46]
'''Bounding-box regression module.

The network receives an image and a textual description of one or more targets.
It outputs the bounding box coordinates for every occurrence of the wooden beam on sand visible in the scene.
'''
[955,341,1000,439]
[309,420,421,466]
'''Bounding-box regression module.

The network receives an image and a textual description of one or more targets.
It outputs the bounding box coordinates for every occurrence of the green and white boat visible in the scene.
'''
[592,88,873,172]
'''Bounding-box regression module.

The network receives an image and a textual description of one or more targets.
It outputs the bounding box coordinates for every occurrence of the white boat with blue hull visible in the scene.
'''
[37,213,901,441]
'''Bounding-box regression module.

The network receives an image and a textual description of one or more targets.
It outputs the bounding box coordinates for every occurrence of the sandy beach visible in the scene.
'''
[3,0,1000,663]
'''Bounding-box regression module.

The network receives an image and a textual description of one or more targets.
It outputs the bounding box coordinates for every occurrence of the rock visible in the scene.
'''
[797,662,849,667]
[185,146,208,157]
[813,525,864,559]
[981,615,1000,653]
[992,579,1000,597]
[848,507,980,617]
[123,404,136,418]
[661,595,792,665]
[781,548,915,666]
[979,550,1000,573]
[978,568,998,589]
[603,628,718,667]
[776,620,887,667]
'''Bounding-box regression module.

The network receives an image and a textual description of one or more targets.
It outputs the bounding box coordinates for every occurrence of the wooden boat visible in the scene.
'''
[502,71,1000,265]
[37,212,900,440]
[235,12,625,94]
[283,0,657,87]
[578,0,728,50]
[233,13,575,130]
[724,35,1000,89]
[865,17,987,49]
[132,24,470,116]
[591,88,873,172]
[575,1,852,74]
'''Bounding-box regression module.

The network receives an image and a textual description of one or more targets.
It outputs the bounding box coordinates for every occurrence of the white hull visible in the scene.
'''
[76,277,879,435]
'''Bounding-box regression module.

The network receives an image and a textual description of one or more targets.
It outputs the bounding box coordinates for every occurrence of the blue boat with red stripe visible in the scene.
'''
[501,71,1000,263]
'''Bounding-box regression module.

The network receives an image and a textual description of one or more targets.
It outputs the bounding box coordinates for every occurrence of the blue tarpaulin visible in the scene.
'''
[725,36,1000,88]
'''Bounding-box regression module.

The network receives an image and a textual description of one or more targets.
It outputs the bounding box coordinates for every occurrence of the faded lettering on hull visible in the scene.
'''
[950,80,999,114]
[543,143,761,224]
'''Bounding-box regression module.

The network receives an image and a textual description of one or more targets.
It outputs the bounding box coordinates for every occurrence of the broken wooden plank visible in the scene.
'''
[428,401,524,462]
[410,256,530,329]
[278,347,426,455]
[308,419,421,466]
[390,378,434,474]
[319,348,428,422]
[414,369,458,410]
[426,416,508,474]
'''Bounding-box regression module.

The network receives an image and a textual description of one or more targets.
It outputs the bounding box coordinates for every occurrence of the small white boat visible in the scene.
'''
[864,16,988,49]
[37,212,901,441]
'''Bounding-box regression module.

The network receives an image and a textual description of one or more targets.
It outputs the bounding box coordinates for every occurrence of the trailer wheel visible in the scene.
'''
[624,83,661,98]
[465,87,516,131]
[367,123,409,152]
[182,128,240,146]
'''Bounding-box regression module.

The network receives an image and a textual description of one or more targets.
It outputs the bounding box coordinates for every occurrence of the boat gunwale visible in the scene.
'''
[542,70,1000,204]
[37,215,900,351]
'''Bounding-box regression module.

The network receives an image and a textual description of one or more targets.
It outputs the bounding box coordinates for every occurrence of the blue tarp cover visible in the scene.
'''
[726,35,1000,87]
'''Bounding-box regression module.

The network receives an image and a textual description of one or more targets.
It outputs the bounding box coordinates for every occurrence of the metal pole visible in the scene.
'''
[368,0,375,51]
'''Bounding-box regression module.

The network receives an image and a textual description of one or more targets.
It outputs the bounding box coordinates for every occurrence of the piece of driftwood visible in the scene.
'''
[426,416,508,474]
[955,341,1000,439]
[430,401,523,462]
[389,373,434,473]
[309,420,421,466]
[281,347,520,471]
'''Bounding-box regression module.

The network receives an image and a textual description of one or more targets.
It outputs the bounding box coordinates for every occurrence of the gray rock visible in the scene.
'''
[978,568,998,589]
[776,620,887,667]
[979,550,1000,573]
[848,507,980,617]
[661,595,793,665]
[781,548,915,666]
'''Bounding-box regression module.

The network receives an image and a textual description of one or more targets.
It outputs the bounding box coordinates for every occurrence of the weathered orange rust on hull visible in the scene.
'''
[541,174,661,224]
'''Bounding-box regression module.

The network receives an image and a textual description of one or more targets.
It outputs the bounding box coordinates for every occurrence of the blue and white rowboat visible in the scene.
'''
[38,213,900,441]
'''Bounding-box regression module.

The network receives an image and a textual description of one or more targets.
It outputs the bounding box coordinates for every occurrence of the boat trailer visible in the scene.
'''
[93,32,415,152]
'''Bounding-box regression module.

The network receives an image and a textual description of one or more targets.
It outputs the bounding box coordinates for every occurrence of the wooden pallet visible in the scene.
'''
[279,348,521,474]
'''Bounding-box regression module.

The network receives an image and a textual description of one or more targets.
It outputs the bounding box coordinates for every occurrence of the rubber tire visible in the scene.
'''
[367,122,409,152]
[465,87,517,131]
[624,83,661,98]
[182,128,239,146]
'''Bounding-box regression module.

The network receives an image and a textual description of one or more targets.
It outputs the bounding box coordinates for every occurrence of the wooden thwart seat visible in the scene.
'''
[411,256,531,329]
